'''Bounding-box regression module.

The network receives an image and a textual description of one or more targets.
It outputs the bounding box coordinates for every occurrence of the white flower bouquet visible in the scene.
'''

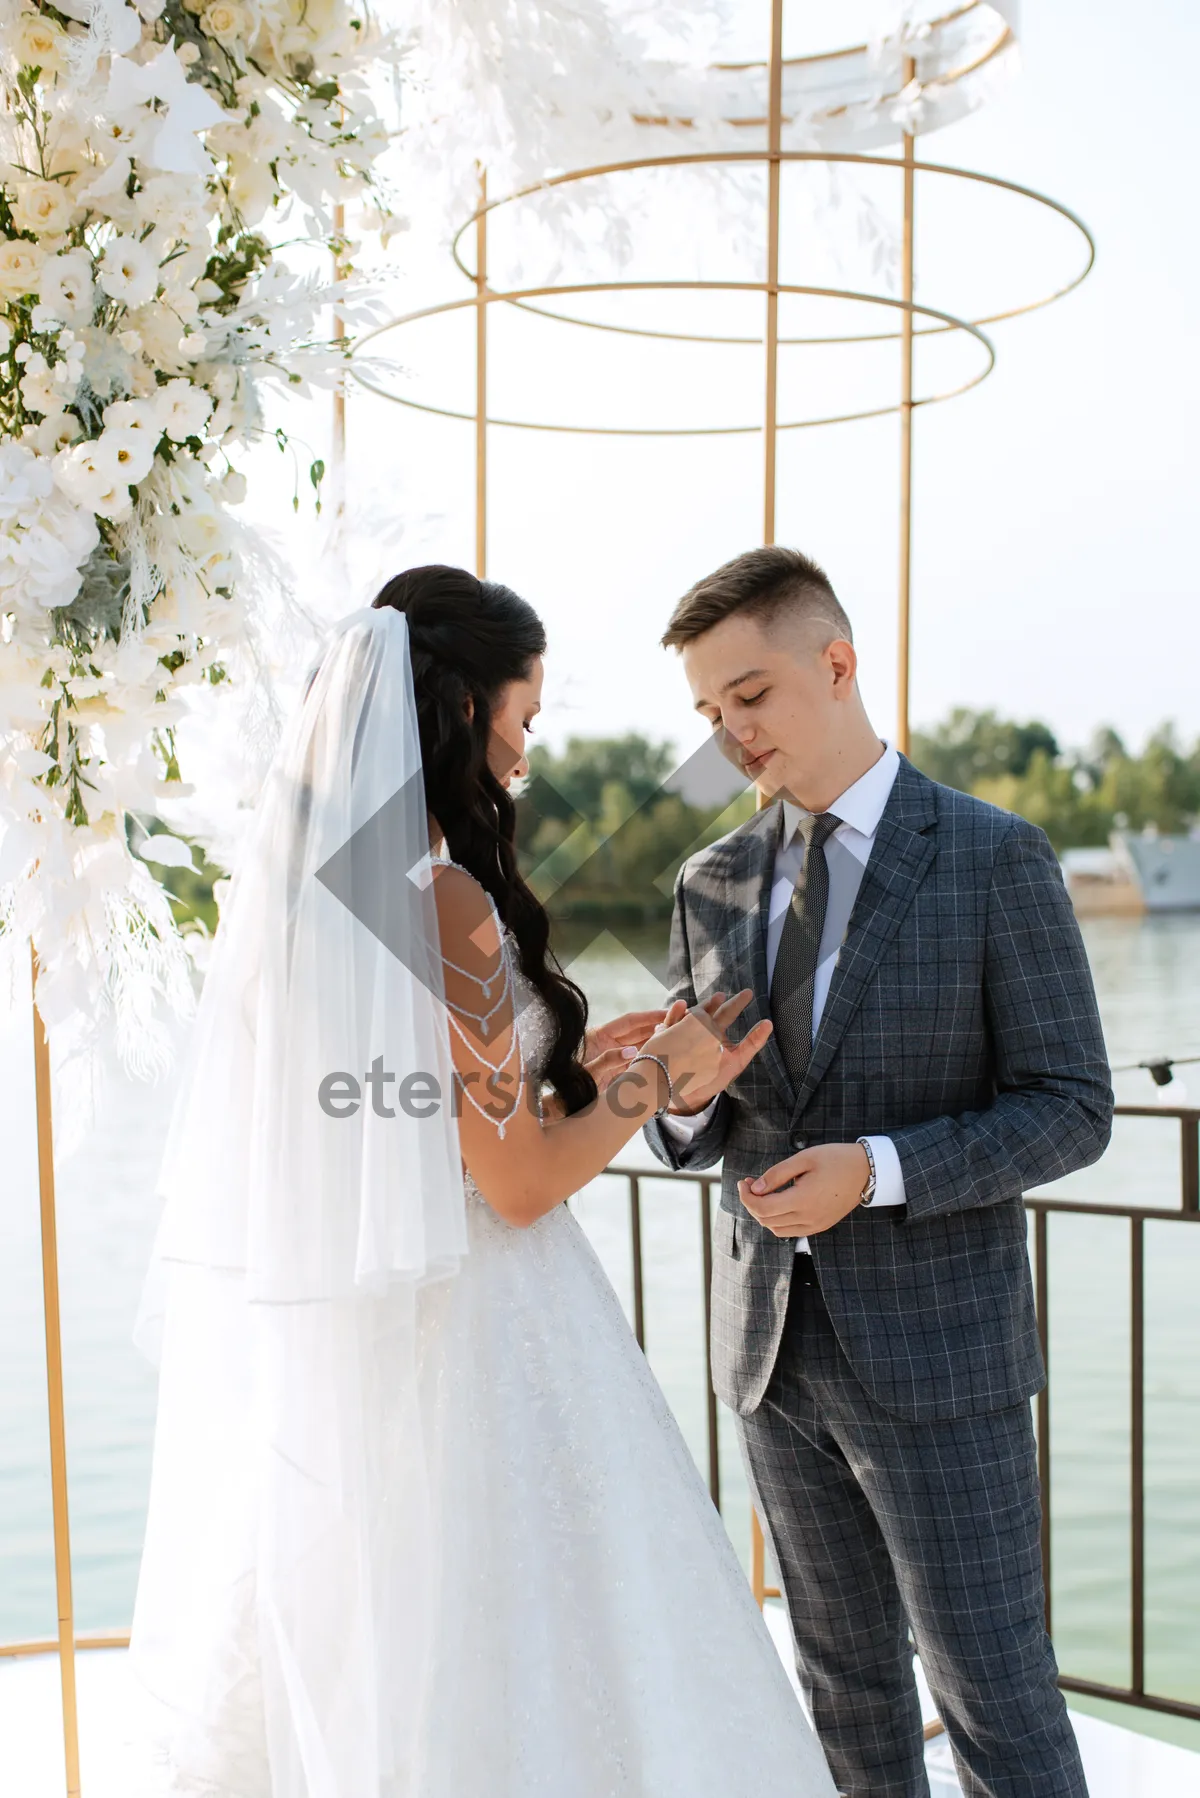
[0,0,398,1071]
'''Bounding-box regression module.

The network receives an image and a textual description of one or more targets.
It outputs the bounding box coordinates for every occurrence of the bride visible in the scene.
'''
[129,565,837,1797]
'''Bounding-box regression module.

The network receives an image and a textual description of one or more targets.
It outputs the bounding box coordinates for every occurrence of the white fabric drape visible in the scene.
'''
[130,605,465,1796]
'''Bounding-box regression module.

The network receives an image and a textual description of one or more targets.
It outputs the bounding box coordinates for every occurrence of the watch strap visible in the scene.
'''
[855,1136,878,1207]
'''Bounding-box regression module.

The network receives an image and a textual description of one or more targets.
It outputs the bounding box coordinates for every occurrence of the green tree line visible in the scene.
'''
[909,712,1200,850]
[518,735,754,921]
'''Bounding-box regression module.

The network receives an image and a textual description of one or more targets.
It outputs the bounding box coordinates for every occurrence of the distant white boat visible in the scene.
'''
[1115,830,1200,912]
[1060,844,1144,916]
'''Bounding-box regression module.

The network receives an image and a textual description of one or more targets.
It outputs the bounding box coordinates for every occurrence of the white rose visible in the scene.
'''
[0,238,47,299]
[97,235,161,309]
[202,362,237,402]
[202,0,248,43]
[11,180,75,238]
[14,514,98,612]
[154,378,213,443]
[96,426,156,486]
[0,442,98,613]
[124,304,189,373]
[102,397,160,440]
[37,249,95,325]
[19,354,60,417]
[0,437,54,523]
[14,11,67,78]
[134,175,214,240]
[30,411,83,456]
[53,441,134,522]
[177,500,228,563]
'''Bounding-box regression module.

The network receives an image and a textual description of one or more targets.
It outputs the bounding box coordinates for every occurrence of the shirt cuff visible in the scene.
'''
[658,1097,720,1142]
[863,1135,906,1207]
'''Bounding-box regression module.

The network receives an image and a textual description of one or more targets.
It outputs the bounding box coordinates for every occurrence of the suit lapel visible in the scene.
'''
[789,759,939,1121]
[718,801,796,1113]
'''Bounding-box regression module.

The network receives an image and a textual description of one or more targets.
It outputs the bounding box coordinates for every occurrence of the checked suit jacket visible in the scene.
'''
[644,756,1114,1423]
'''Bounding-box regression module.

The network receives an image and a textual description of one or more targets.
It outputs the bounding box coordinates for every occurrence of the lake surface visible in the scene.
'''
[2,913,1198,1738]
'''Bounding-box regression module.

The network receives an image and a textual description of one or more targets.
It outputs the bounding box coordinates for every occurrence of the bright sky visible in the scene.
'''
[246,0,1200,771]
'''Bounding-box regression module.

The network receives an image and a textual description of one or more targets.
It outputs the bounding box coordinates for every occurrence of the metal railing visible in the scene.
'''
[606,1103,1200,1727]
[3,1110,1197,1736]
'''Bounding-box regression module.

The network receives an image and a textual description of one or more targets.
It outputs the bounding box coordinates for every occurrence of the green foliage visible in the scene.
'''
[128,816,224,934]
[518,735,753,919]
[157,852,223,936]
[911,714,1200,850]
[910,709,1060,794]
[525,734,676,822]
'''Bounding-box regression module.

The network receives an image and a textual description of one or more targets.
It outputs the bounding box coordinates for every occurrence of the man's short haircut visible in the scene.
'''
[661,546,852,651]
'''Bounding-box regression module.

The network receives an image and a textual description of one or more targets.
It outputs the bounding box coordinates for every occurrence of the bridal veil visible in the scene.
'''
[130,605,466,1795]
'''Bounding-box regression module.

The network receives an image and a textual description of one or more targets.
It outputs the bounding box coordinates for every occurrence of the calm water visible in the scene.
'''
[2,914,1199,1736]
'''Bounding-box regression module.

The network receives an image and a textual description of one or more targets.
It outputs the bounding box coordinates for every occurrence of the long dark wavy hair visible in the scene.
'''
[373,564,597,1116]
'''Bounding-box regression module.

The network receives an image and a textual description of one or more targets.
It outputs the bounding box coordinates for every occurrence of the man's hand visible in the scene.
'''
[665,989,774,1116]
[738,1143,870,1238]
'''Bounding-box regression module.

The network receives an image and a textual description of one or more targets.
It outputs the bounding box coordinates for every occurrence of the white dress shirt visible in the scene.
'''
[662,742,906,1251]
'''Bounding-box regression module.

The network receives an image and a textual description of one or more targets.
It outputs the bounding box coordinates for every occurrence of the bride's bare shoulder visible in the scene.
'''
[429,859,505,995]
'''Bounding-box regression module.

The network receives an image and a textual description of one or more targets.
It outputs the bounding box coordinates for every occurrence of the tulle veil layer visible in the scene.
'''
[130,606,467,1796]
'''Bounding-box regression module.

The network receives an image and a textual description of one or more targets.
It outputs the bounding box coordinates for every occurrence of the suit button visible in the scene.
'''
[792,1136,808,1151]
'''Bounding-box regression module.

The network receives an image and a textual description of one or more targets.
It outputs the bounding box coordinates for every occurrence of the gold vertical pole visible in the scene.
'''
[30,944,81,1797]
[751,1510,768,1606]
[762,0,785,547]
[475,167,488,579]
[896,53,917,757]
[752,0,787,1601]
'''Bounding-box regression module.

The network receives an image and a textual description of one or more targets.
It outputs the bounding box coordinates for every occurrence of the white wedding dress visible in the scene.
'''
[408,919,836,1797]
[128,607,835,1797]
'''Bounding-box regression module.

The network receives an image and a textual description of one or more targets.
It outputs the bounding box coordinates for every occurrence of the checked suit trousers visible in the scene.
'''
[737,1274,1087,1798]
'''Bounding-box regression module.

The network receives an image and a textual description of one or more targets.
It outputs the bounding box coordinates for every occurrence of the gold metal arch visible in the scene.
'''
[458,153,1095,349]
[351,126,1093,751]
[351,279,999,434]
[355,152,1093,415]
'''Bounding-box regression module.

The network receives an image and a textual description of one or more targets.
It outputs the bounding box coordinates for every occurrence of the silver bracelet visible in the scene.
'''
[628,1051,674,1116]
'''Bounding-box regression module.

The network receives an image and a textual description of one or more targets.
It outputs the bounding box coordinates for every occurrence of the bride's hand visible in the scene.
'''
[542,1018,670,1120]
[583,1009,667,1064]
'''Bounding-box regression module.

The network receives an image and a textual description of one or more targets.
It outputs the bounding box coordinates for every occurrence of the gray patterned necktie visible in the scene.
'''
[770,810,841,1087]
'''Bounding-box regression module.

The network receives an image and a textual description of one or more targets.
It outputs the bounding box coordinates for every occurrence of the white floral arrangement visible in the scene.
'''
[0,0,397,1074]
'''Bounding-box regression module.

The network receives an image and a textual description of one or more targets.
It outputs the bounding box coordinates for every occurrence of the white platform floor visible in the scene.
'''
[3,1627,1198,1796]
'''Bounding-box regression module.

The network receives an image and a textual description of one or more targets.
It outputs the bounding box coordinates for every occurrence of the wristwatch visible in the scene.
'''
[855,1137,878,1208]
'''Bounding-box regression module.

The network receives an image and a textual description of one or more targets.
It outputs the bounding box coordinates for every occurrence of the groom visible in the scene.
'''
[644,547,1112,1798]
